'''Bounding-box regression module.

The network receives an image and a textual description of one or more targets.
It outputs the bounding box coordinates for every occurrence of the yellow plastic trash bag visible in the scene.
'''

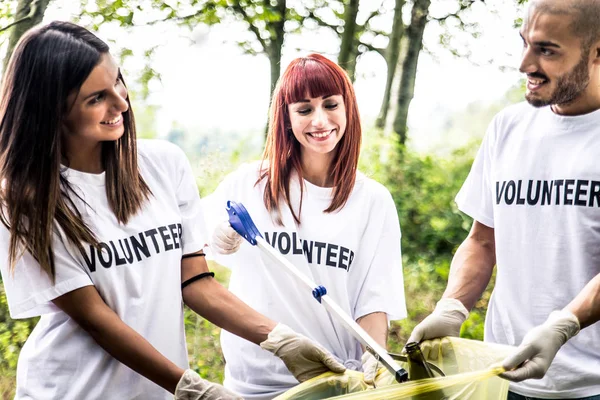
[275,337,516,400]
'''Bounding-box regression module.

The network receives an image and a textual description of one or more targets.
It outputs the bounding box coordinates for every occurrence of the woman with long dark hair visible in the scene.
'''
[206,54,407,399]
[0,22,344,399]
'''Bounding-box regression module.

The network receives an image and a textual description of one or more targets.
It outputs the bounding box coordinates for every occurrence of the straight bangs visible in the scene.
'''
[282,58,345,105]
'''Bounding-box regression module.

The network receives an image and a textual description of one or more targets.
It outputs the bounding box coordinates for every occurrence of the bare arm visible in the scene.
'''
[443,220,496,310]
[181,253,276,344]
[357,312,388,349]
[566,272,600,329]
[52,287,184,393]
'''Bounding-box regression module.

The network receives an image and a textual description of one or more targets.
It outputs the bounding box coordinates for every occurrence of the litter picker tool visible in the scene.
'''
[226,200,409,383]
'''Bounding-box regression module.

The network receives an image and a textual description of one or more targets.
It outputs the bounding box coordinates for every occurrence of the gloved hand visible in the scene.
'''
[500,310,580,382]
[406,298,469,345]
[211,221,243,255]
[174,369,242,400]
[260,323,346,382]
[361,351,379,385]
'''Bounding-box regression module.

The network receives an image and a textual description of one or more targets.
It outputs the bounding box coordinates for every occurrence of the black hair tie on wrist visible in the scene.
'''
[182,253,206,259]
[181,272,215,289]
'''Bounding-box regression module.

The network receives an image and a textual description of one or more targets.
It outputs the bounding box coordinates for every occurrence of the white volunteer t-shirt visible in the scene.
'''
[456,102,600,398]
[203,162,407,400]
[0,140,207,400]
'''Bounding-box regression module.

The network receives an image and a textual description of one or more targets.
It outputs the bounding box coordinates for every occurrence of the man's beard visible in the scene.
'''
[526,53,590,108]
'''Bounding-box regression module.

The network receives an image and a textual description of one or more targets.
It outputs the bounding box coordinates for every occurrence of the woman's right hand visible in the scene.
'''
[211,221,243,255]
[175,369,242,399]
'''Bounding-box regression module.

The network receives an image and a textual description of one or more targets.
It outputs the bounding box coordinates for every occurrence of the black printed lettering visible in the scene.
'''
[326,244,338,267]
[292,233,303,255]
[110,241,127,266]
[526,180,541,205]
[554,180,564,205]
[158,226,173,251]
[505,181,516,205]
[169,224,180,249]
[589,181,600,207]
[339,247,349,270]
[303,240,314,263]
[278,232,291,254]
[496,181,506,205]
[314,242,326,264]
[131,233,150,261]
[119,239,134,264]
[144,229,160,253]
[98,243,113,268]
[348,251,355,272]
[541,180,553,205]
[574,180,588,206]
[83,245,96,272]
[516,180,526,205]
[264,232,277,247]
[564,179,575,205]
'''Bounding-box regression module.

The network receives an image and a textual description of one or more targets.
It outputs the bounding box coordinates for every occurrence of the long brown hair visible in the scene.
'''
[261,53,361,224]
[0,21,151,280]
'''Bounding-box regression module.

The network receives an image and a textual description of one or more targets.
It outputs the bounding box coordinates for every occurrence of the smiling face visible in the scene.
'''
[519,3,597,114]
[288,94,347,159]
[63,53,129,149]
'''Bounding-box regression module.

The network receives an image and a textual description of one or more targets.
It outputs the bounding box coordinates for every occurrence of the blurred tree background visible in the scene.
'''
[0,0,526,397]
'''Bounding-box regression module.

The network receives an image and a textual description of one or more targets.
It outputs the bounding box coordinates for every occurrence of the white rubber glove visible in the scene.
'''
[406,298,469,345]
[211,221,243,255]
[500,310,580,382]
[361,351,379,385]
[260,323,346,382]
[174,369,242,400]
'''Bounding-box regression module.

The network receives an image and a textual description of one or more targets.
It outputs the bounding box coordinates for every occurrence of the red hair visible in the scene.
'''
[260,53,361,224]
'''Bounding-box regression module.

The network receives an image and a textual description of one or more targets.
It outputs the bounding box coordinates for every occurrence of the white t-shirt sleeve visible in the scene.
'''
[172,147,208,255]
[353,189,407,322]
[455,117,497,228]
[0,227,93,319]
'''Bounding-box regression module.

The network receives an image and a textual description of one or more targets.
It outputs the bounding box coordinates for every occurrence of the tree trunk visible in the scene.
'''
[3,0,52,70]
[375,0,405,129]
[264,0,286,138]
[338,0,359,80]
[392,0,430,145]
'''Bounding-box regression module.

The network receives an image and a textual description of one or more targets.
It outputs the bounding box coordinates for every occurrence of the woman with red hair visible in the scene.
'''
[205,53,406,399]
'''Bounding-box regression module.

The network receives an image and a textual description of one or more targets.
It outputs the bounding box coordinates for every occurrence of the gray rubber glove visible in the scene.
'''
[501,310,580,382]
[211,221,243,255]
[260,323,346,382]
[361,351,379,385]
[406,298,469,345]
[174,369,242,400]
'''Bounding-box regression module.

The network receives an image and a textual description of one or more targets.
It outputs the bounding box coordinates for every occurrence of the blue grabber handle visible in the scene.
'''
[226,201,263,245]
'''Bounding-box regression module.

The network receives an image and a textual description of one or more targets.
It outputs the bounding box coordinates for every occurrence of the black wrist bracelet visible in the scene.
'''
[182,253,206,259]
[181,272,215,289]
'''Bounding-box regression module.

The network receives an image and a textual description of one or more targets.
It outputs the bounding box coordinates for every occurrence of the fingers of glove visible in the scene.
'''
[406,323,425,345]
[361,352,378,385]
[212,223,242,254]
[201,384,244,400]
[321,352,347,375]
[215,223,241,242]
[175,370,244,400]
[501,343,538,371]
[500,359,545,382]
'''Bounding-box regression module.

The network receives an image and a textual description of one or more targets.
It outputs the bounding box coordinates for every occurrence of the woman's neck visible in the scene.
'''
[63,140,104,174]
[300,151,335,187]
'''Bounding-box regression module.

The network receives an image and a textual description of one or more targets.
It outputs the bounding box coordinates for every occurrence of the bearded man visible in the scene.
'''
[406,1,600,398]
